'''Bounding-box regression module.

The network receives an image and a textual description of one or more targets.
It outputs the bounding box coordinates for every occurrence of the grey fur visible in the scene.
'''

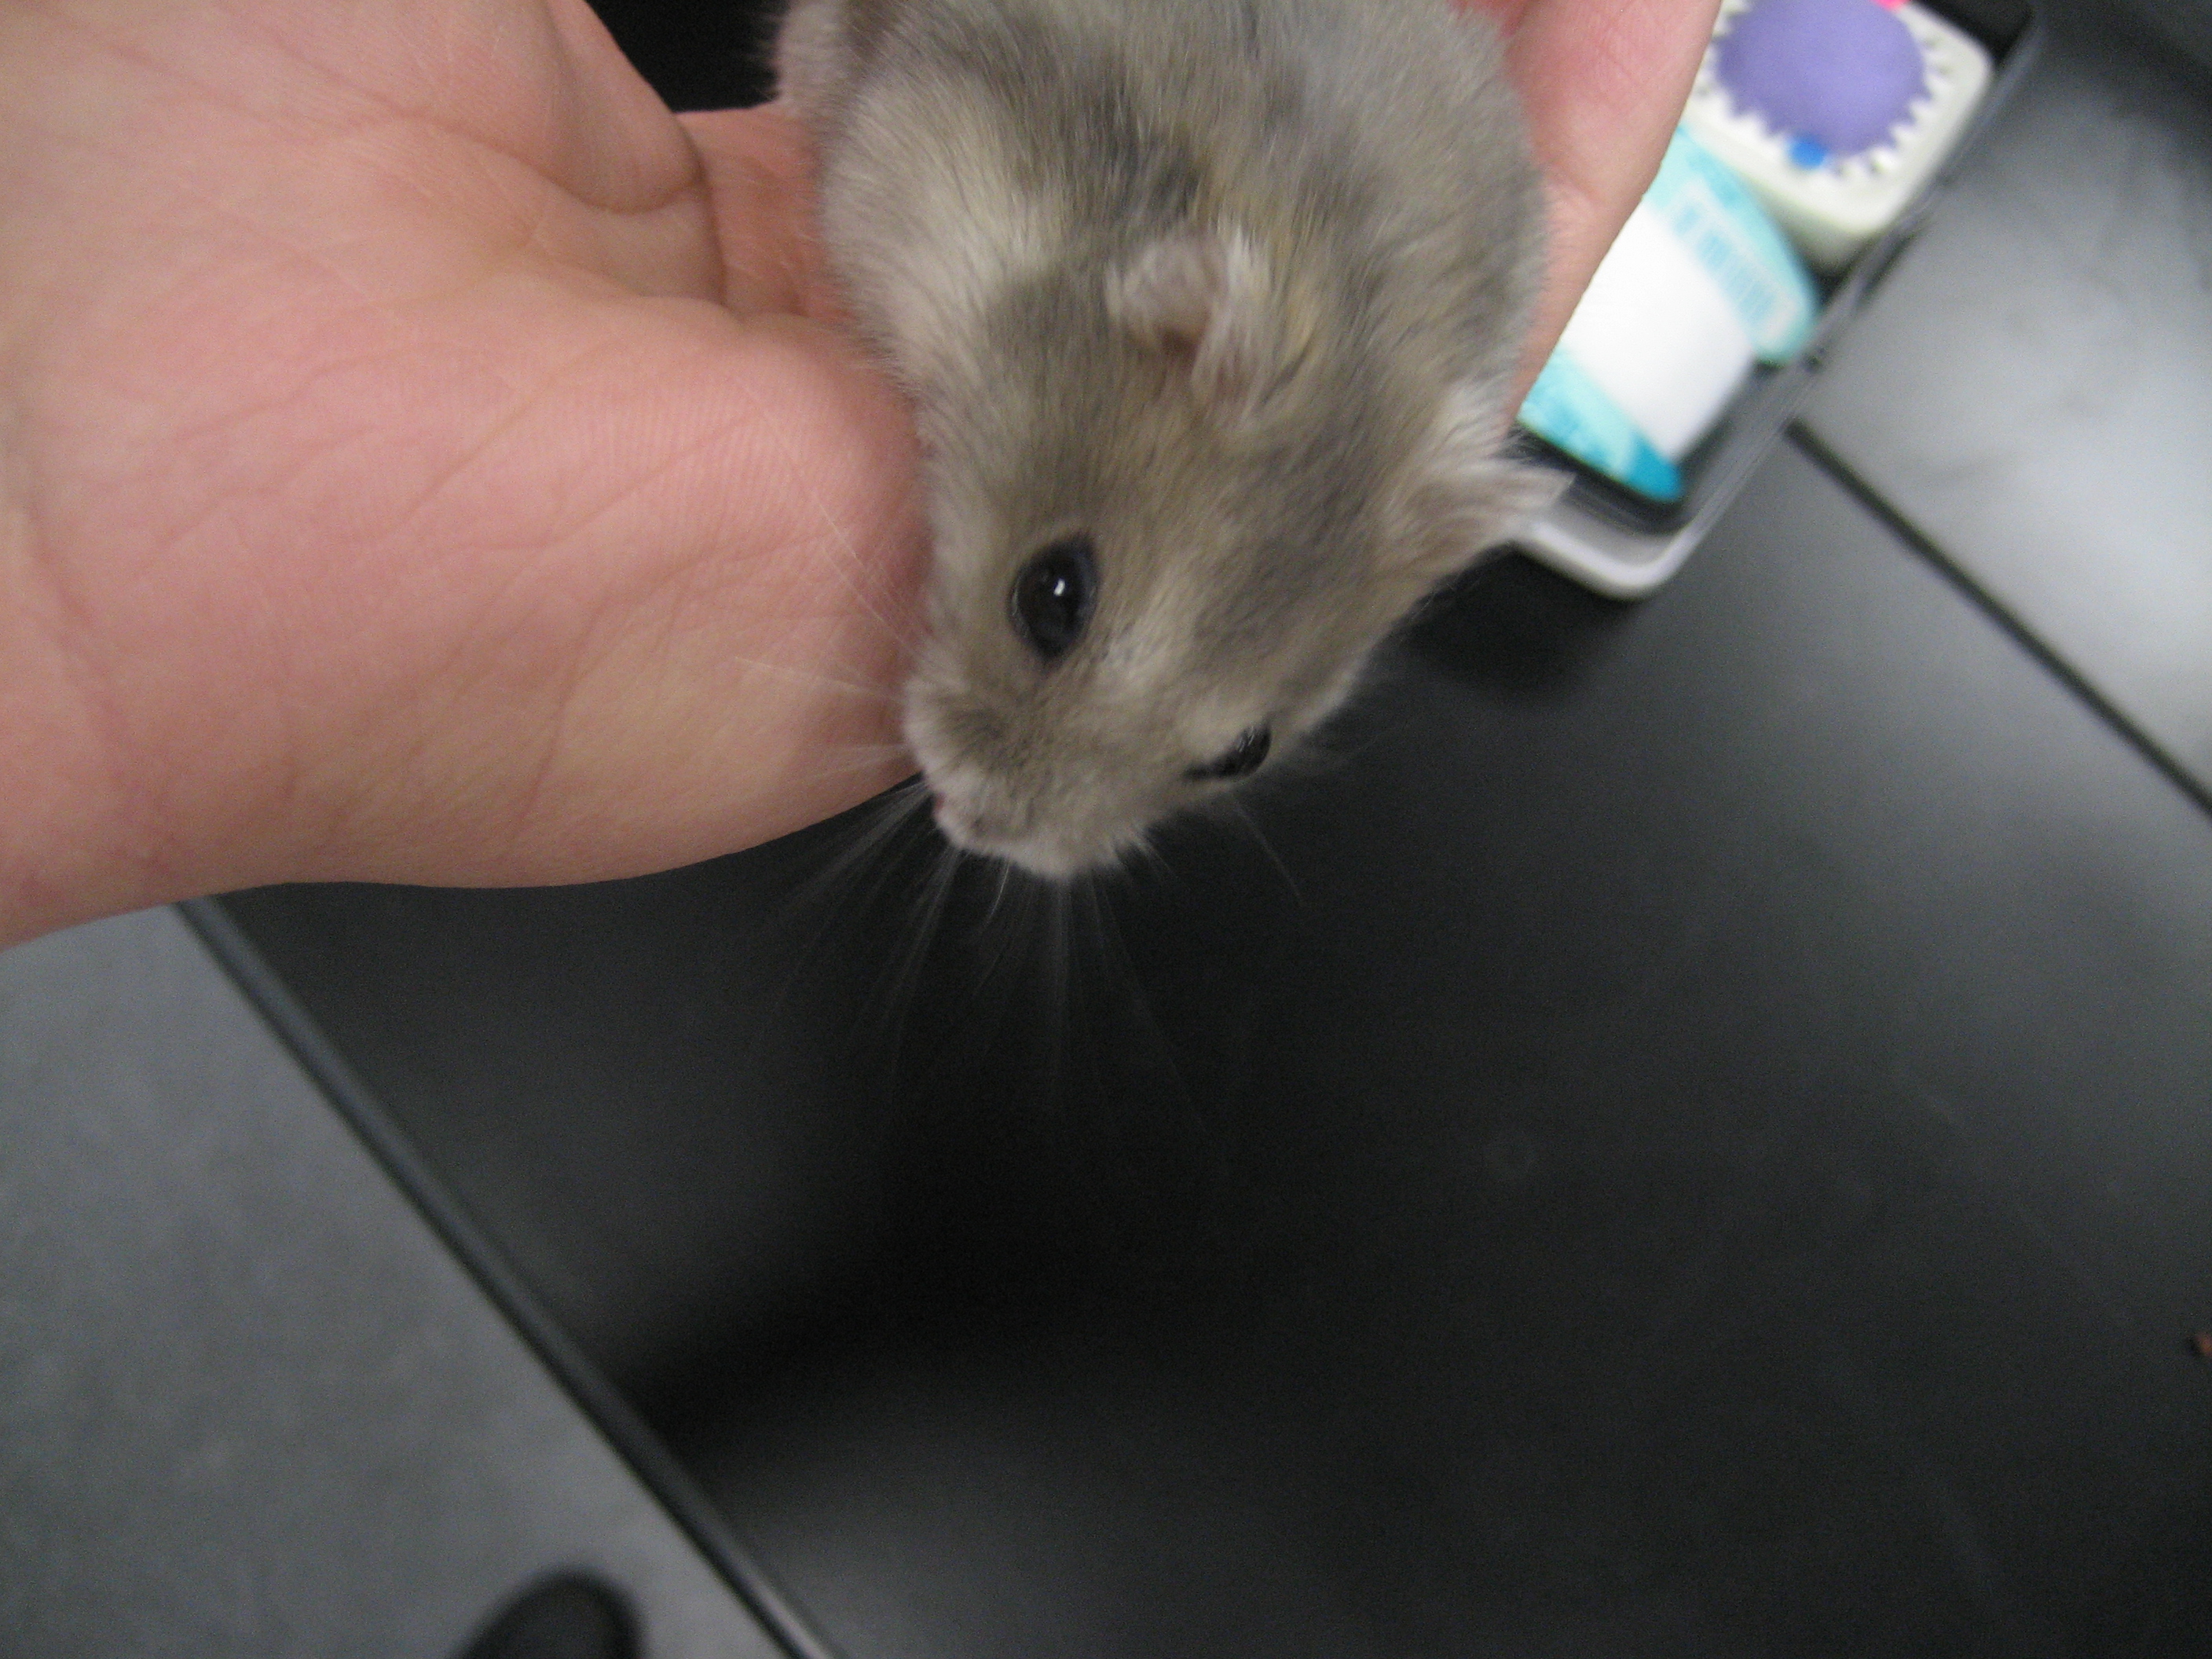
[779,0,1551,876]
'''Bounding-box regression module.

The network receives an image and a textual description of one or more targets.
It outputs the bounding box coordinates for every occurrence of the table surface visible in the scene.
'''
[0,908,779,1659]
[1803,0,2212,800]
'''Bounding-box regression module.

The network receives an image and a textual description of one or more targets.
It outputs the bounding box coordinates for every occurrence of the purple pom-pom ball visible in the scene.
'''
[1716,0,1928,158]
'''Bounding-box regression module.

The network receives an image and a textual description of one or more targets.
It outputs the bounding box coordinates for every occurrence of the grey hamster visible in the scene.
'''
[779,0,1552,877]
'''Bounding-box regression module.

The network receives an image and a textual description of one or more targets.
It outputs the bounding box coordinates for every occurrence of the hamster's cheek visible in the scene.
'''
[917,500,1021,646]
[898,674,973,793]
[898,676,1029,853]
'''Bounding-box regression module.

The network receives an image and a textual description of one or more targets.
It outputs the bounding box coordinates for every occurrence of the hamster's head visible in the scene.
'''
[902,227,1553,878]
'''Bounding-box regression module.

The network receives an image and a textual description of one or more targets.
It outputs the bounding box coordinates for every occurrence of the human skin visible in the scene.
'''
[0,0,1719,948]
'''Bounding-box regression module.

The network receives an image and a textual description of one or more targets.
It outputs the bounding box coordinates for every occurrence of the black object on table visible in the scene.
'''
[457,1575,639,1659]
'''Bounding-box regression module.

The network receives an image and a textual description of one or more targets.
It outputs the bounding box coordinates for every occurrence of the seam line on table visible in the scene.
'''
[175,896,851,1659]
[1787,421,2212,825]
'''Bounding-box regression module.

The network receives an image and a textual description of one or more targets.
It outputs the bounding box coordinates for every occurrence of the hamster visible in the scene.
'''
[778,0,1553,877]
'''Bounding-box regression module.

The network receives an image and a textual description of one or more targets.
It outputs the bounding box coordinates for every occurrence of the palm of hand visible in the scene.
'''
[0,0,1715,934]
[5,0,922,911]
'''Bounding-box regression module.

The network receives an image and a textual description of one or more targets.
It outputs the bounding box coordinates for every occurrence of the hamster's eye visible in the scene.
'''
[1188,726,1272,782]
[1010,534,1099,662]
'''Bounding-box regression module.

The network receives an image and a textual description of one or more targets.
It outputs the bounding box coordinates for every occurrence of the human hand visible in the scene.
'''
[0,0,1717,949]
[1,0,926,947]
[1463,0,1725,387]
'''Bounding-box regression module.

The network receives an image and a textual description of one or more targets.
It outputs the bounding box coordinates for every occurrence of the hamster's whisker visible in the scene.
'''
[1127,832,1174,883]
[755,818,932,1061]
[1037,878,1075,1111]
[979,859,1016,931]
[726,375,928,656]
[728,654,903,705]
[760,778,933,946]
[816,502,928,657]
[1090,875,1199,1121]
[811,742,918,781]
[1232,797,1304,906]
[973,870,1031,987]
[758,787,939,1073]
[872,834,965,1072]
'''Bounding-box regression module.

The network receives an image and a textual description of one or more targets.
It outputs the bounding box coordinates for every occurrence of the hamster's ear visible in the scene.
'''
[1108,226,1306,430]
[1390,380,1567,585]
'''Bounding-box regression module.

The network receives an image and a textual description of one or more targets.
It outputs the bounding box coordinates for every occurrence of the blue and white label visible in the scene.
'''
[1517,126,1818,500]
[1645,126,1819,364]
[1519,353,1685,504]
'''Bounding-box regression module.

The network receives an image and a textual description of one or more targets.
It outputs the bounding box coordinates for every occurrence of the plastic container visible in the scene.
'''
[1514,0,2041,599]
